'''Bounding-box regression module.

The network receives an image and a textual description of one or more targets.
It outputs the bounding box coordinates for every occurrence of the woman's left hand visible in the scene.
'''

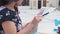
[31,12,43,25]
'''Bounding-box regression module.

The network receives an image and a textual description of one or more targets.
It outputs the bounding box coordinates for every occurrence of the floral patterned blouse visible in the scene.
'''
[0,6,22,34]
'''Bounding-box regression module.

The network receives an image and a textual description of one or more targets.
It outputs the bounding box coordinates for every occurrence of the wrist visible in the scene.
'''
[31,21,38,26]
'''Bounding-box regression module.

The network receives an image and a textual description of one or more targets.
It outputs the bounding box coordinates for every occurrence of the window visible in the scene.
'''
[59,0,60,6]
[22,0,29,6]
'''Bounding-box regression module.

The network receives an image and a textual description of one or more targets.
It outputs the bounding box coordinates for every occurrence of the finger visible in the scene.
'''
[35,15,42,21]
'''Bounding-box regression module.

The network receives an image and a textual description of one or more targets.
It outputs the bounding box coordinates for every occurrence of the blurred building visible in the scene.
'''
[21,0,59,9]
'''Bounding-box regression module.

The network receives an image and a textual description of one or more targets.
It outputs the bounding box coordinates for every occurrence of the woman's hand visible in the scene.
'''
[31,12,43,25]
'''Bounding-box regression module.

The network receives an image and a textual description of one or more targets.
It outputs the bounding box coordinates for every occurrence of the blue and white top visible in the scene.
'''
[0,6,22,34]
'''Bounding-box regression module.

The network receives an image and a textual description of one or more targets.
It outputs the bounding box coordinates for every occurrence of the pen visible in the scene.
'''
[42,12,49,16]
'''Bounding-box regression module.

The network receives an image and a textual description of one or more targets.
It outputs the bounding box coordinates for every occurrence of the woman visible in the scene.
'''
[0,0,42,34]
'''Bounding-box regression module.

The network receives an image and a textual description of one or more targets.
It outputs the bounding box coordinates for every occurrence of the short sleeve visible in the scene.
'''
[0,10,16,25]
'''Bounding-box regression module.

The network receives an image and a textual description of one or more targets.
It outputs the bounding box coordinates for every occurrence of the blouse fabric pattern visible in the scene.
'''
[0,6,22,34]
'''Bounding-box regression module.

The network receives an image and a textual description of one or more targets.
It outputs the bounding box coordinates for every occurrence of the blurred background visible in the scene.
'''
[18,0,60,34]
[20,0,60,9]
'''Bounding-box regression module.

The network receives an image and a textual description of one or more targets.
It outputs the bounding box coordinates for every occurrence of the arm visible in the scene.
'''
[19,15,42,34]
[2,21,34,34]
[2,21,17,34]
[2,15,42,34]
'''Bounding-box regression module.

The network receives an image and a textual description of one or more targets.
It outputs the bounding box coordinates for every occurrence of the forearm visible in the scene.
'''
[18,23,35,34]
[17,15,42,34]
